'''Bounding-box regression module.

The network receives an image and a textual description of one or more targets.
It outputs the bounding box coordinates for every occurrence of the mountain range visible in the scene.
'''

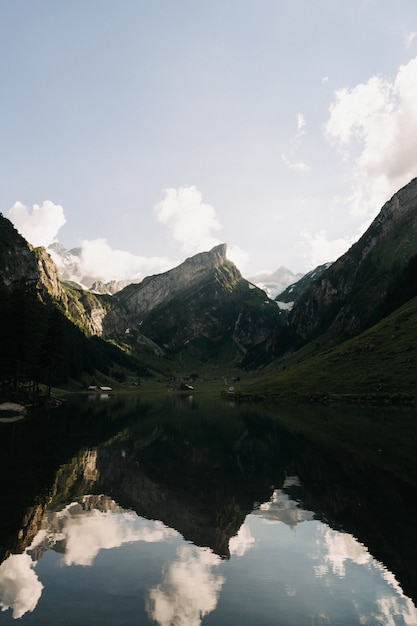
[2,176,417,400]
[48,241,304,299]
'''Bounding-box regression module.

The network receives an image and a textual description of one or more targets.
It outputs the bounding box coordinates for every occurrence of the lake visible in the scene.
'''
[0,392,416,625]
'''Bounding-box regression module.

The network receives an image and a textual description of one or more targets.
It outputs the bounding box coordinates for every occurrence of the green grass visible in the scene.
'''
[241,295,417,403]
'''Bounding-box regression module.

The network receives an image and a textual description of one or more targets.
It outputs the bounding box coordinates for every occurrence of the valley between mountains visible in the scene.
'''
[2,177,417,405]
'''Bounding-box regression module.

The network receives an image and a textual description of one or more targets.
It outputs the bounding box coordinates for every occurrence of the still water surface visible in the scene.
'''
[0,393,416,625]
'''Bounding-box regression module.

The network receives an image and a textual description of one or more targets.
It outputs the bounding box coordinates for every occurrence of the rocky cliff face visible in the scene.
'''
[287,177,417,347]
[105,243,229,333]
[34,246,68,301]
[0,215,40,287]
[102,244,284,362]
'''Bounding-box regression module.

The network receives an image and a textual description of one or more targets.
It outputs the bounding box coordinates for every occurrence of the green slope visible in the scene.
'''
[242,295,417,403]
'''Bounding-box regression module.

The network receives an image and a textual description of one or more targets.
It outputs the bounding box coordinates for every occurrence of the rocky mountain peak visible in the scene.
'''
[177,243,228,273]
[102,244,230,335]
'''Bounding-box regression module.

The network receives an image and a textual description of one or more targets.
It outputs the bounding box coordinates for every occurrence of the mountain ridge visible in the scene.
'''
[3,177,417,398]
[284,177,417,350]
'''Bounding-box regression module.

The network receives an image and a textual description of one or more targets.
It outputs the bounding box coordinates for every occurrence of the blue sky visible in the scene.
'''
[2,1,417,281]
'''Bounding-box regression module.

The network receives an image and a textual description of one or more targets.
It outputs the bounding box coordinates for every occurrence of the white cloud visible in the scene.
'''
[7,188,249,283]
[63,509,176,567]
[326,56,417,219]
[146,545,224,626]
[318,527,371,578]
[78,238,176,282]
[314,526,417,625]
[282,113,311,172]
[229,524,255,557]
[299,228,354,268]
[0,553,43,619]
[155,186,222,256]
[7,200,66,248]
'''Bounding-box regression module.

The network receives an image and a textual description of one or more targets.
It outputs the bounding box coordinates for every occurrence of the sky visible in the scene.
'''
[1,0,417,282]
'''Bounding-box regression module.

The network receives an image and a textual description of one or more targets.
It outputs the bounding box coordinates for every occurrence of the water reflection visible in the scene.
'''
[0,553,42,619]
[0,394,416,624]
[1,486,416,625]
[146,545,224,626]
[30,496,177,567]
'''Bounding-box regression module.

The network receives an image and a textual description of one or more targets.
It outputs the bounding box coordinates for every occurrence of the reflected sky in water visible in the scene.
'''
[1,481,416,625]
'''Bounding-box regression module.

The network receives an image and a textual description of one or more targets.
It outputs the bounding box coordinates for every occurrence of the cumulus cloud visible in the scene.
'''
[0,553,43,619]
[282,113,311,172]
[77,238,176,282]
[155,186,223,256]
[146,545,224,626]
[63,509,177,567]
[326,56,417,218]
[7,187,250,283]
[154,185,249,271]
[7,200,66,248]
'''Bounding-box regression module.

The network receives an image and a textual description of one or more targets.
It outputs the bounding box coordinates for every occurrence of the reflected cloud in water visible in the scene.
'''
[56,501,177,567]
[1,484,416,624]
[253,476,315,527]
[0,495,177,619]
[229,524,255,557]
[315,525,417,625]
[0,553,43,619]
[146,545,224,626]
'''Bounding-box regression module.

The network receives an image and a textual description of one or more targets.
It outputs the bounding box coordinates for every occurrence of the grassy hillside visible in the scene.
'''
[241,294,417,404]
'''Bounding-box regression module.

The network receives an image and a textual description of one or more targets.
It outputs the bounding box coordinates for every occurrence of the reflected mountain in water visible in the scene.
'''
[2,485,416,624]
[1,393,417,608]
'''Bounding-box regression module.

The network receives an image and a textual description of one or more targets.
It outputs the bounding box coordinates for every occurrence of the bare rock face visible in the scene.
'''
[103,244,229,335]
[125,243,227,313]
[0,215,39,286]
[34,247,66,301]
[0,216,68,305]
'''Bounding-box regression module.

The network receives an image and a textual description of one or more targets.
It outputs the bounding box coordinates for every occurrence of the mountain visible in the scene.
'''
[3,176,417,398]
[0,214,142,392]
[51,242,304,300]
[102,243,285,366]
[248,266,304,299]
[282,177,417,352]
[48,242,133,294]
[0,218,284,393]
[275,263,332,307]
[244,292,417,402]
